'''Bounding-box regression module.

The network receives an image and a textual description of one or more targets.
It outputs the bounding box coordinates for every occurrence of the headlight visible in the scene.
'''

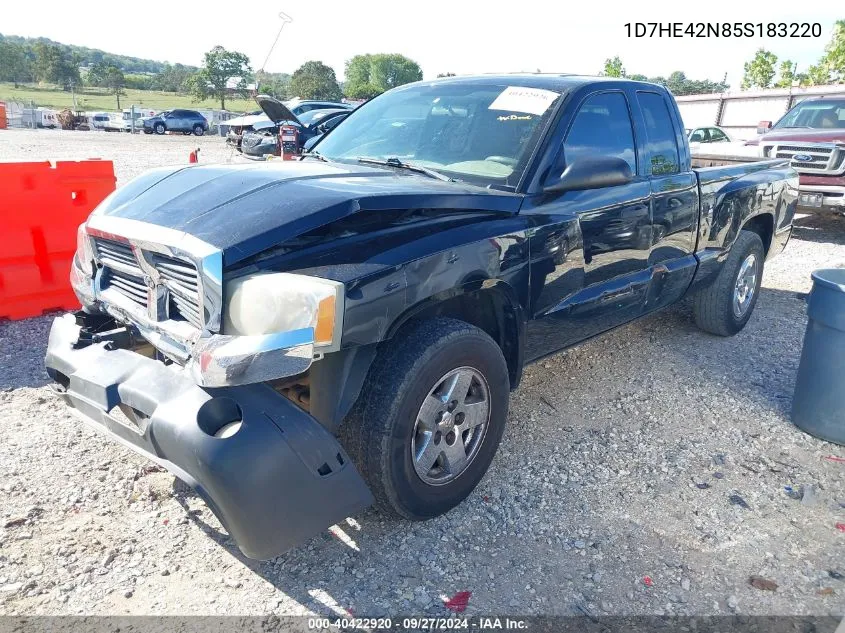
[223,272,344,349]
[75,223,94,274]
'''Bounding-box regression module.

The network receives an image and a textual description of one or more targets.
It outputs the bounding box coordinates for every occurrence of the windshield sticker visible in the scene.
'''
[497,114,533,122]
[489,86,560,116]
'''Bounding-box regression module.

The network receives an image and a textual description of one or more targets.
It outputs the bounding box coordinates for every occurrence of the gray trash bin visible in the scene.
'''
[792,268,845,445]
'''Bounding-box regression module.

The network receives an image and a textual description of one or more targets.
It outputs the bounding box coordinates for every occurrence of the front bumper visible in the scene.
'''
[797,183,845,212]
[45,313,373,560]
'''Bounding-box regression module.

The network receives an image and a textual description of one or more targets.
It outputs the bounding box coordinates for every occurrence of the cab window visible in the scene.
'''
[636,92,680,175]
[563,92,637,173]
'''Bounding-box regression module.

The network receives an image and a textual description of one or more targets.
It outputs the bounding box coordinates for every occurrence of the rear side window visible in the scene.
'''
[564,92,636,173]
[636,92,680,175]
[710,127,728,141]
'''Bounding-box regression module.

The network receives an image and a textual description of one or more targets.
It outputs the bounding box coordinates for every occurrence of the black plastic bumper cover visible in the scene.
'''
[44,314,373,560]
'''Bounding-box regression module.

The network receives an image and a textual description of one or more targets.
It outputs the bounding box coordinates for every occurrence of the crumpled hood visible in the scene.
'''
[92,161,522,266]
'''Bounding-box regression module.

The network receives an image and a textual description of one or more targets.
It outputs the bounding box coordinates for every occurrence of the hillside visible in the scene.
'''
[0,33,196,74]
[0,83,257,113]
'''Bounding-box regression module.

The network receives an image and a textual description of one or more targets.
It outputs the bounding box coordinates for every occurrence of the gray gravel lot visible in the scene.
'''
[1,129,844,617]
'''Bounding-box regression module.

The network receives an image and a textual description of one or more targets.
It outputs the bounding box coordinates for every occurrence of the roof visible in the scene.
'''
[405,73,658,92]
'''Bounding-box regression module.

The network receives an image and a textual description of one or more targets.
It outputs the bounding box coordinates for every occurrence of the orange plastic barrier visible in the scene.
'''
[0,102,7,130]
[0,160,116,320]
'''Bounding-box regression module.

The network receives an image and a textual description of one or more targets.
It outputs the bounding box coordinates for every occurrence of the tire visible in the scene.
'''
[182,131,191,136]
[193,125,204,136]
[341,318,510,520]
[154,123,165,135]
[143,129,153,135]
[693,230,765,336]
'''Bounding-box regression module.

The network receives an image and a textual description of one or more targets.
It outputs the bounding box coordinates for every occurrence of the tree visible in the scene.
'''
[85,61,109,87]
[255,70,291,99]
[632,71,728,95]
[823,19,845,82]
[186,46,252,110]
[34,43,79,89]
[0,42,30,87]
[602,56,625,78]
[103,65,126,109]
[344,54,423,99]
[805,63,831,86]
[150,64,193,93]
[288,61,342,100]
[741,49,777,89]
[775,60,797,87]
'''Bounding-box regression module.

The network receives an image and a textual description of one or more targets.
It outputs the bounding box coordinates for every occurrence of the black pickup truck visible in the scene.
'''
[47,75,797,559]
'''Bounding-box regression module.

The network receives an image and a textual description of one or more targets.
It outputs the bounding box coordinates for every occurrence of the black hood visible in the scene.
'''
[255,95,300,125]
[92,161,522,266]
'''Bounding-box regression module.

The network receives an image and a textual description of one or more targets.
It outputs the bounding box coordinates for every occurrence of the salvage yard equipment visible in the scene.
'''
[0,160,116,320]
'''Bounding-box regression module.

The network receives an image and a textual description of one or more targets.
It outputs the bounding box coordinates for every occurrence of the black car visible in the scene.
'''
[240,96,350,158]
[53,75,796,560]
[143,109,209,136]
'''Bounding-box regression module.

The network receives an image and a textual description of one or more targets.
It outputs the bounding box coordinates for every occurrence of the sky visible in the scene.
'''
[1,0,841,89]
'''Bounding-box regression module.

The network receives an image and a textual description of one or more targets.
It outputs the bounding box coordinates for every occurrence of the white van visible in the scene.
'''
[89,112,111,131]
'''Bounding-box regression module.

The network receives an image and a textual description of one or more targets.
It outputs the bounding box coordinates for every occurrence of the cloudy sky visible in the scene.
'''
[2,0,840,88]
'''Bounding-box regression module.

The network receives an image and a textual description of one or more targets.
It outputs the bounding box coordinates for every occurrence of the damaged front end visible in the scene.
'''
[49,214,373,559]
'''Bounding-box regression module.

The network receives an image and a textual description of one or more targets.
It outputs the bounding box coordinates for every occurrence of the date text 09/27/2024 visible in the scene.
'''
[307,617,528,630]
[624,22,822,38]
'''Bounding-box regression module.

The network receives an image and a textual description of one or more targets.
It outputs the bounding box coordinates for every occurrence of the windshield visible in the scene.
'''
[315,82,563,188]
[775,99,845,129]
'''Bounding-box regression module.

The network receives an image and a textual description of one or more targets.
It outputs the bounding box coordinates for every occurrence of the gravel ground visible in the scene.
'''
[1,129,844,617]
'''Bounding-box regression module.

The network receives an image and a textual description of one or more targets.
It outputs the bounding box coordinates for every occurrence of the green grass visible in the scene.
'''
[0,83,256,113]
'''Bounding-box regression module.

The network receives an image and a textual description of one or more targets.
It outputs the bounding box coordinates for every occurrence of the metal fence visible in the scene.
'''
[3,101,40,129]
[676,84,845,140]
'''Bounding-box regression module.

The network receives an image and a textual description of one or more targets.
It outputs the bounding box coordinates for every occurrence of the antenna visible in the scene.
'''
[259,11,294,78]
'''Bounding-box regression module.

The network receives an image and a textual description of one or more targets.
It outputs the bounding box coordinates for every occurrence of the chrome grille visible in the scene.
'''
[93,237,142,275]
[763,142,844,175]
[152,255,204,329]
[93,237,147,309]
[103,268,147,307]
[92,236,205,330]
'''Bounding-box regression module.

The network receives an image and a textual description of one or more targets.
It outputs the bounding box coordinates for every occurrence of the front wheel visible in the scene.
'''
[693,229,765,336]
[154,123,165,135]
[341,318,510,520]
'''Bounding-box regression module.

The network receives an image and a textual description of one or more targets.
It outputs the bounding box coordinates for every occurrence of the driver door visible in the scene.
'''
[522,90,653,360]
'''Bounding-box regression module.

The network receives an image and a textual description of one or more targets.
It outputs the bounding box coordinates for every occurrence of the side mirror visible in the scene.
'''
[756,120,772,135]
[544,156,633,194]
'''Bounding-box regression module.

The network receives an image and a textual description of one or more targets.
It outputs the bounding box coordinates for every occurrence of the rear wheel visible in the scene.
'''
[193,125,204,136]
[693,230,765,336]
[341,318,510,520]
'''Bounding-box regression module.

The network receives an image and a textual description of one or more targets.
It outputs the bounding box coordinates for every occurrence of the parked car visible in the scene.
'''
[88,112,111,131]
[142,109,209,136]
[686,125,732,144]
[746,97,845,213]
[286,98,353,116]
[51,75,796,560]
[241,97,350,158]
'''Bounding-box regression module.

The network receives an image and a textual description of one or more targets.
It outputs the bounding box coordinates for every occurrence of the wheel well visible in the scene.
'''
[742,214,774,255]
[393,288,524,389]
